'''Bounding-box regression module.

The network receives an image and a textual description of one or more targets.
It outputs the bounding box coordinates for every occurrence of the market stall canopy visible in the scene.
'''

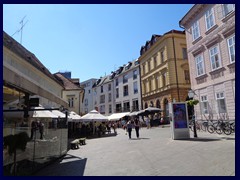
[80,110,108,122]
[126,111,139,117]
[51,110,66,118]
[31,107,59,118]
[108,112,130,121]
[137,107,162,116]
[68,111,81,122]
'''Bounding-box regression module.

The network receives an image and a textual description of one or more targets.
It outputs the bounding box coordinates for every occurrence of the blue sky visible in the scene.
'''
[3,4,194,82]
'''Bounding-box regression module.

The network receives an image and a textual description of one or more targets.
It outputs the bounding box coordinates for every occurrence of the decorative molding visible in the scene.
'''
[222,22,235,38]
[205,34,221,48]
[192,44,205,56]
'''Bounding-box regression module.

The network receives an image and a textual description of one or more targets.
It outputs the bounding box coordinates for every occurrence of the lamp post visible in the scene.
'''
[188,89,197,138]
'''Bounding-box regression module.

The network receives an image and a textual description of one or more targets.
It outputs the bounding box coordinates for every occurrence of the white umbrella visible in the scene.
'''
[80,110,108,122]
[68,111,81,122]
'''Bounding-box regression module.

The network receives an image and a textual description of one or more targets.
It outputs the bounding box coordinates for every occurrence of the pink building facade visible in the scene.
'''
[180,4,235,120]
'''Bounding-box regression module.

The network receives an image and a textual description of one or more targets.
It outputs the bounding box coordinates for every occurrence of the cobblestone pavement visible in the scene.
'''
[34,126,235,176]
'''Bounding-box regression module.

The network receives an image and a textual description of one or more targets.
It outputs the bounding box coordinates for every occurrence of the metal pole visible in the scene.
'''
[192,112,198,138]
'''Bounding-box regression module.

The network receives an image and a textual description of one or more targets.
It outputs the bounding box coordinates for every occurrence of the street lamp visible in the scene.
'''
[188,89,197,138]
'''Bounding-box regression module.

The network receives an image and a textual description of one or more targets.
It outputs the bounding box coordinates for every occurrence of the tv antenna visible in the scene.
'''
[12,15,28,44]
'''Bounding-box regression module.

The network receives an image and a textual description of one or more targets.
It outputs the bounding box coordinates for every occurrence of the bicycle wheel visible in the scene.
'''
[207,125,215,134]
[223,127,232,135]
[201,122,207,131]
[216,126,223,134]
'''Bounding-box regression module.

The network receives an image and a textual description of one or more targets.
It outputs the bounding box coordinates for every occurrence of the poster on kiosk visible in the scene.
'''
[169,102,190,140]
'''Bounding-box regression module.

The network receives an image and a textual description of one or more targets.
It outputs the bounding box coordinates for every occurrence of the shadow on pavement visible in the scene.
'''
[177,137,221,142]
[33,154,87,176]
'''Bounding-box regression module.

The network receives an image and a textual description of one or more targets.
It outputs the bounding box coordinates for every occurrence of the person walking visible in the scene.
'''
[126,120,133,139]
[134,118,140,138]
[146,116,150,129]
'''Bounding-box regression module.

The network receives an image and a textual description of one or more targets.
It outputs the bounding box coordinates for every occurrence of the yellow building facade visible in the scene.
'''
[138,30,191,120]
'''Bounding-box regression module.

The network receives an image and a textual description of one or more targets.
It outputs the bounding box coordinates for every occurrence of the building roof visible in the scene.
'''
[3,31,63,87]
[140,29,185,56]
[54,73,83,90]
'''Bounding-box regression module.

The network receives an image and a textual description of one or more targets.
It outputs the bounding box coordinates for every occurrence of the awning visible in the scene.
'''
[68,111,81,122]
[51,110,66,118]
[31,107,58,118]
[108,112,130,121]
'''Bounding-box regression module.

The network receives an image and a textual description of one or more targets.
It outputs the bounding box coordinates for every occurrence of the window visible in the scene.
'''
[88,90,91,94]
[209,45,221,70]
[109,104,112,114]
[100,105,105,114]
[216,92,226,113]
[200,95,209,114]
[154,56,157,67]
[205,8,215,31]
[100,95,105,104]
[192,21,200,41]
[116,88,119,98]
[68,96,74,108]
[162,72,167,87]
[108,84,111,91]
[184,70,190,84]
[132,99,139,111]
[182,48,187,59]
[101,86,103,93]
[84,99,88,106]
[227,35,235,63]
[123,74,128,84]
[223,4,235,17]
[133,81,138,94]
[133,70,137,79]
[115,78,118,86]
[108,93,111,102]
[148,61,151,72]
[195,54,205,76]
[123,85,129,96]
[161,51,164,63]
[123,101,130,112]
[116,103,122,112]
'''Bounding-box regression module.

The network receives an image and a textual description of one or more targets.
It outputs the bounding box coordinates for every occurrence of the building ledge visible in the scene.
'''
[205,34,221,48]
[209,67,226,75]
[205,24,218,36]
[192,36,203,45]
[227,62,235,68]
[195,73,208,80]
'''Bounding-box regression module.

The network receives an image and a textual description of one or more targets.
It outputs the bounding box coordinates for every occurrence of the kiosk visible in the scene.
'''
[169,102,190,140]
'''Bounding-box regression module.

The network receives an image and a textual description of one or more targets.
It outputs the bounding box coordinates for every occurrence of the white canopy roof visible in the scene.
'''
[108,112,130,121]
[31,107,58,118]
[80,110,108,122]
[51,110,66,118]
[68,111,81,122]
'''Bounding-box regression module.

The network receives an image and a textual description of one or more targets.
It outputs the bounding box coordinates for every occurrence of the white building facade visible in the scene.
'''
[80,78,97,115]
[114,59,142,113]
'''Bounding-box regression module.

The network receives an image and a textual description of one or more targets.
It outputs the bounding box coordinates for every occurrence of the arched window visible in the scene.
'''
[145,102,148,109]
[156,99,161,109]
[150,101,154,107]
[164,98,169,117]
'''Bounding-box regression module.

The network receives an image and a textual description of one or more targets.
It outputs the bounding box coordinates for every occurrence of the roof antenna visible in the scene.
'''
[12,15,28,44]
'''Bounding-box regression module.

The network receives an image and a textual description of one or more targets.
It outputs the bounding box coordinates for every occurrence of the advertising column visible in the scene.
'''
[169,102,190,140]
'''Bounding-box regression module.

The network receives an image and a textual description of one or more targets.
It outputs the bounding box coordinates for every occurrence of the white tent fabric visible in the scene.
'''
[108,112,130,121]
[51,110,66,118]
[31,107,58,118]
[68,111,81,122]
[80,110,108,122]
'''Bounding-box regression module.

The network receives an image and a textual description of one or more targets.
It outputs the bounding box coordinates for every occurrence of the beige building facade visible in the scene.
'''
[138,30,191,120]
[180,4,235,120]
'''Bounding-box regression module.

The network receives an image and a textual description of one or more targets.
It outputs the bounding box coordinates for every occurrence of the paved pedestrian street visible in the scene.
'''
[34,126,235,176]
